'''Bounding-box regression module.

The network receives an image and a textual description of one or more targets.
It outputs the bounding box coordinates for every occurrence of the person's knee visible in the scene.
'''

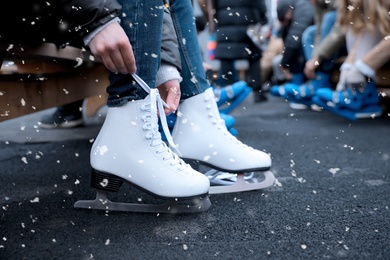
[262,37,284,61]
[321,11,337,31]
[302,25,316,46]
[272,54,285,81]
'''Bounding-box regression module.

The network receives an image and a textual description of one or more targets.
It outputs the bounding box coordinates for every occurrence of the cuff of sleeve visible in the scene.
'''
[155,64,182,87]
[355,59,376,78]
[340,63,353,71]
[83,17,121,46]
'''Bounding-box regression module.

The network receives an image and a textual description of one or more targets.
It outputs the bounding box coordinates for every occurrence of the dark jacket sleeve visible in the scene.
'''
[280,0,314,68]
[0,0,122,47]
[258,0,268,25]
[60,0,122,38]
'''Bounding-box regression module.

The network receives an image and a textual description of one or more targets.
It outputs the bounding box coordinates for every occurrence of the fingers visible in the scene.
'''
[283,69,292,80]
[157,80,181,115]
[102,47,136,75]
[304,66,315,79]
[304,59,318,79]
[165,85,181,114]
[120,47,137,74]
[164,87,181,115]
[88,22,137,74]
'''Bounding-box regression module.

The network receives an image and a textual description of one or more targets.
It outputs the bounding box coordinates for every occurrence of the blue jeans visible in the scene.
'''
[301,11,337,71]
[106,0,163,107]
[107,0,208,106]
[302,25,316,61]
[170,0,209,99]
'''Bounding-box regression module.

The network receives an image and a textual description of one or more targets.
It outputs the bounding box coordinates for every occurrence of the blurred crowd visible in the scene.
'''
[39,0,390,130]
[197,0,390,121]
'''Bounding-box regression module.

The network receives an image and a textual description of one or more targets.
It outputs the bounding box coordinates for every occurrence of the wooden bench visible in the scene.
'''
[0,43,109,122]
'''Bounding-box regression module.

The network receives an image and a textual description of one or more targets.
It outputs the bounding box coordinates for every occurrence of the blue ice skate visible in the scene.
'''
[284,72,331,106]
[312,96,382,120]
[315,81,380,110]
[214,81,251,114]
[220,112,235,129]
[312,81,382,120]
[220,112,238,136]
[269,73,305,98]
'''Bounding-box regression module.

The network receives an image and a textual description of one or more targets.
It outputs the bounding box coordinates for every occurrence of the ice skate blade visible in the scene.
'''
[208,170,275,194]
[74,191,211,214]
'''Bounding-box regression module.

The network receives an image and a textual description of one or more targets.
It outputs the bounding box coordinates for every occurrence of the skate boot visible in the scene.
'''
[74,75,211,213]
[172,88,275,194]
[160,111,238,141]
[312,81,382,120]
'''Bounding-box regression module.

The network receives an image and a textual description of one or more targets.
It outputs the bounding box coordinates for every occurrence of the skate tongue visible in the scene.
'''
[132,74,181,156]
[132,74,169,108]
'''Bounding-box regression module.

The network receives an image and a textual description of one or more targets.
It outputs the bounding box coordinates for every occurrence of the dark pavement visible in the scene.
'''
[0,95,389,259]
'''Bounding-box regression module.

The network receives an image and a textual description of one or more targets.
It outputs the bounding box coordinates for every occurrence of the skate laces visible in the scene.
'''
[133,74,187,171]
[332,86,357,105]
[204,90,253,150]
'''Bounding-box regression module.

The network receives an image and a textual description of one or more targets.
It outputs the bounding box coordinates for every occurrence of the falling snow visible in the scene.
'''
[329,168,340,175]
[74,57,83,68]
[97,145,109,155]
[0,4,388,257]
[30,197,39,203]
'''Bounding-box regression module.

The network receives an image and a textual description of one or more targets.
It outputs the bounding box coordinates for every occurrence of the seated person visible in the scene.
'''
[313,0,390,120]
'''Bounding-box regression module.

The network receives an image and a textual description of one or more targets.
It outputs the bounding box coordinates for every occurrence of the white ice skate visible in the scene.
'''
[74,75,211,213]
[172,88,275,194]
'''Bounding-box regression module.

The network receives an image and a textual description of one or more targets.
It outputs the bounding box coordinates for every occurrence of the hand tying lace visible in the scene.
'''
[132,74,181,156]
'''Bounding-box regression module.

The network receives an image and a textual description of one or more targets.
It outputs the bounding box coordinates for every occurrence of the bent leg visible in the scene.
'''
[107,0,164,106]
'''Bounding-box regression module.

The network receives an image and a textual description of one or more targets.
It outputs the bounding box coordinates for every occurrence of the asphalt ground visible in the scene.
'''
[0,95,389,259]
